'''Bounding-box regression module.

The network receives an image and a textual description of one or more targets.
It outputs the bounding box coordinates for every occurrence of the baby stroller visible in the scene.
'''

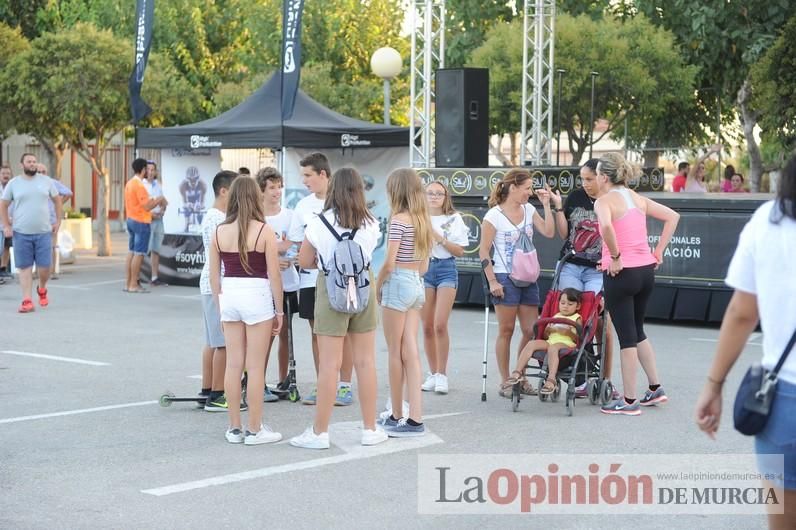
[510,257,615,416]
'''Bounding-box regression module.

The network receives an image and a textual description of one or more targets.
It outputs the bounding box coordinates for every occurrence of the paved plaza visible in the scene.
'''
[0,234,767,529]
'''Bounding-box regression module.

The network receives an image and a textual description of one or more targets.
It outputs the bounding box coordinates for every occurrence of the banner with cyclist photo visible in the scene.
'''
[282,147,409,272]
[160,148,221,235]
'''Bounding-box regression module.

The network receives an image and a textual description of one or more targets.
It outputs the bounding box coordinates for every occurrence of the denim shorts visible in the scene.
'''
[424,257,458,289]
[149,218,165,254]
[491,272,540,307]
[755,378,796,489]
[13,231,53,269]
[381,268,425,312]
[127,219,151,256]
[558,262,603,293]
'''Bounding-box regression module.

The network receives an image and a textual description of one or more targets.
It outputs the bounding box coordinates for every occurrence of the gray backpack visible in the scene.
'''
[318,213,370,314]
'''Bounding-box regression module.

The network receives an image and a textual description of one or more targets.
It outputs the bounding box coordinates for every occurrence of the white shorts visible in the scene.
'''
[218,277,275,325]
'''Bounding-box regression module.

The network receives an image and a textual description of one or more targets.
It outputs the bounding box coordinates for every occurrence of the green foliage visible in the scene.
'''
[469,14,698,163]
[0,22,29,137]
[634,0,795,116]
[469,20,522,137]
[0,0,48,38]
[444,0,514,68]
[751,15,796,148]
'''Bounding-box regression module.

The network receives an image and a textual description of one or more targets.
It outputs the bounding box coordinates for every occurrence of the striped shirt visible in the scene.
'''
[389,219,419,263]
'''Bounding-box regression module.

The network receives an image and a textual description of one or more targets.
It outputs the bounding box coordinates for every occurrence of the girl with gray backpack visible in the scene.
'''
[289,168,386,449]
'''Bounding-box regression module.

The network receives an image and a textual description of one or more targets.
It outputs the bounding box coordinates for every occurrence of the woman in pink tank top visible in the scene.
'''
[593,153,680,416]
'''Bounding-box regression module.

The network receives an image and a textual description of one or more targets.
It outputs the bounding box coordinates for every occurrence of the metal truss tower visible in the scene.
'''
[520,0,555,166]
[409,0,445,168]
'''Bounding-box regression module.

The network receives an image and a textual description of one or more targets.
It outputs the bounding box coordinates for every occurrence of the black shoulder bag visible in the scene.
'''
[733,328,796,436]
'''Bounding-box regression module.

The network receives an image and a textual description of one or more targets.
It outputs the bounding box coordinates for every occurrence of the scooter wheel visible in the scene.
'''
[159,391,175,408]
[288,389,301,402]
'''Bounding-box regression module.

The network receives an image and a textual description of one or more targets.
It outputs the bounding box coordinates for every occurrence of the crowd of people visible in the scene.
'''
[172,149,692,451]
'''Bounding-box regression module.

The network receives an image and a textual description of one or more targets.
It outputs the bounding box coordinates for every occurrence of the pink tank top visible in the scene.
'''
[600,188,656,268]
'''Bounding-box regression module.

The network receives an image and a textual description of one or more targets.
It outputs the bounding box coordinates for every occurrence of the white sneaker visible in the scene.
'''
[361,427,389,446]
[421,372,437,391]
[289,426,330,449]
[225,427,244,444]
[434,373,449,394]
[244,424,282,445]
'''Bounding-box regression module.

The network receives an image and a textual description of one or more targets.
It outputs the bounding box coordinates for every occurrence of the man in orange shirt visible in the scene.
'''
[125,158,164,293]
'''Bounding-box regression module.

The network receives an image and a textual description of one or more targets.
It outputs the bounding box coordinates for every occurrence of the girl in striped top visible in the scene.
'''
[376,168,433,437]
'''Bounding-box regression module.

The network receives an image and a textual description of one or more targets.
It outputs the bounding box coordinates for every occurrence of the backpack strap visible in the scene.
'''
[318,212,342,241]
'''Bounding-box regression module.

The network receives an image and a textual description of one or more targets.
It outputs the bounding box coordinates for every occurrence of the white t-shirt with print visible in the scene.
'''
[483,204,535,274]
[266,207,300,293]
[199,207,226,295]
[304,210,380,273]
[288,193,326,289]
[725,200,796,384]
[430,213,470,259]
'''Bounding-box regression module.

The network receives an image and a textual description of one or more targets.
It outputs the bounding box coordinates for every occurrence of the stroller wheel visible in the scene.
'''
[565,393,574,416]
[511,384,520,412]
[587,379,599,405]
[599,379,614,405]
[550,379,562,403]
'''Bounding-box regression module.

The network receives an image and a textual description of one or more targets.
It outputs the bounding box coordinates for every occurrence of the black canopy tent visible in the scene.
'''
[137,73,409,149]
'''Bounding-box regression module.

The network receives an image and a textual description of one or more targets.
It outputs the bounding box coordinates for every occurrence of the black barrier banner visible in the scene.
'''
[141,234,204,287]
[452,203,753,284]
[418,166,665,197]
[129,0,155,123]
[281,0,305,121]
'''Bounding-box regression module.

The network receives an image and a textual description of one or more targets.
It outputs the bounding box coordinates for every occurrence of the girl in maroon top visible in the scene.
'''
[210,177,284,445]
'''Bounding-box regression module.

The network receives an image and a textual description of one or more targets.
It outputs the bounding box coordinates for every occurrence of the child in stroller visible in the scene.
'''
[504,288,582,396]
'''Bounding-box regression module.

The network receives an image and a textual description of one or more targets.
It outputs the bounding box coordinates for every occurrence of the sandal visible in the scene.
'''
[498,380,515,399]
[519,379,537,396]
[540,379,557,395]
[505,370,524,385]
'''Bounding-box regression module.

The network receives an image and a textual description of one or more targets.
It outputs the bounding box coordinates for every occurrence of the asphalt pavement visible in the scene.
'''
[0,233,769,529]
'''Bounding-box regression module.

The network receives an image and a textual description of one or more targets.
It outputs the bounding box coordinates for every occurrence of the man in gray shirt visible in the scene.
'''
[0,153,62,313]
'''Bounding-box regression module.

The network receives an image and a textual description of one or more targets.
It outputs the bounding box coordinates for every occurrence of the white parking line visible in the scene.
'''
[0,400,157,425]
[689,338,761,346]
[141,415,458,496]
[1,350,110,366]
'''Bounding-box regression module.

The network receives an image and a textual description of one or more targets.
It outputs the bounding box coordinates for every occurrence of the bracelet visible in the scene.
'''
[611,252,621,261]
[275,311,285,316]
[554,207,564,212]
[707,375,725,386]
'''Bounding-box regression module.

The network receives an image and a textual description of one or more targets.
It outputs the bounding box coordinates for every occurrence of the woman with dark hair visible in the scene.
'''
[594,152,680,416]
[696,155,796,529]
[729,173,749,193]
[479,168,559,397]
[722,164,736,193]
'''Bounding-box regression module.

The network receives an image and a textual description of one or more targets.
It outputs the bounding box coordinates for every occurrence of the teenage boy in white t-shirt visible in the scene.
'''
[199,170,239,411]
[257,167,300,401]
[287,152,354,406]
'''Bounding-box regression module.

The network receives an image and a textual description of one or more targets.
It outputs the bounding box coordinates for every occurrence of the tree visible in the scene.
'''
[0,0,48,38]
[0,23,200,256]
[0,23,29,142]
[444,0,514,68]
[469,21,523,164]
[632,0,796,190]
[469,14,698,165]
[751,15,796,152]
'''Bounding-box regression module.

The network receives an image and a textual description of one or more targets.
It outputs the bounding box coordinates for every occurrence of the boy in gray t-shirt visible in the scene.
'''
[0,153,62,313]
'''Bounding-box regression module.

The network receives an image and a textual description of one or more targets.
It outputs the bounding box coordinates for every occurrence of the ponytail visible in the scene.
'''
[597,152,639,186]
[488,168,531,207]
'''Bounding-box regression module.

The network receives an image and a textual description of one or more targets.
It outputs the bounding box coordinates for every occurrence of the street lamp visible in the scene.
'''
[589,71,599,160]
[370,47,402,125]
[556,68,566,166]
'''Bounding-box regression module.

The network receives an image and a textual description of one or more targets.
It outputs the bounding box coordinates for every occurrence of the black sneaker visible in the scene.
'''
[196,390,210,409]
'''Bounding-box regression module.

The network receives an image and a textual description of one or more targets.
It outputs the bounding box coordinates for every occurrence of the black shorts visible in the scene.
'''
[3,237,10,249]
[298,287,316,320]
[283,291,299,316]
